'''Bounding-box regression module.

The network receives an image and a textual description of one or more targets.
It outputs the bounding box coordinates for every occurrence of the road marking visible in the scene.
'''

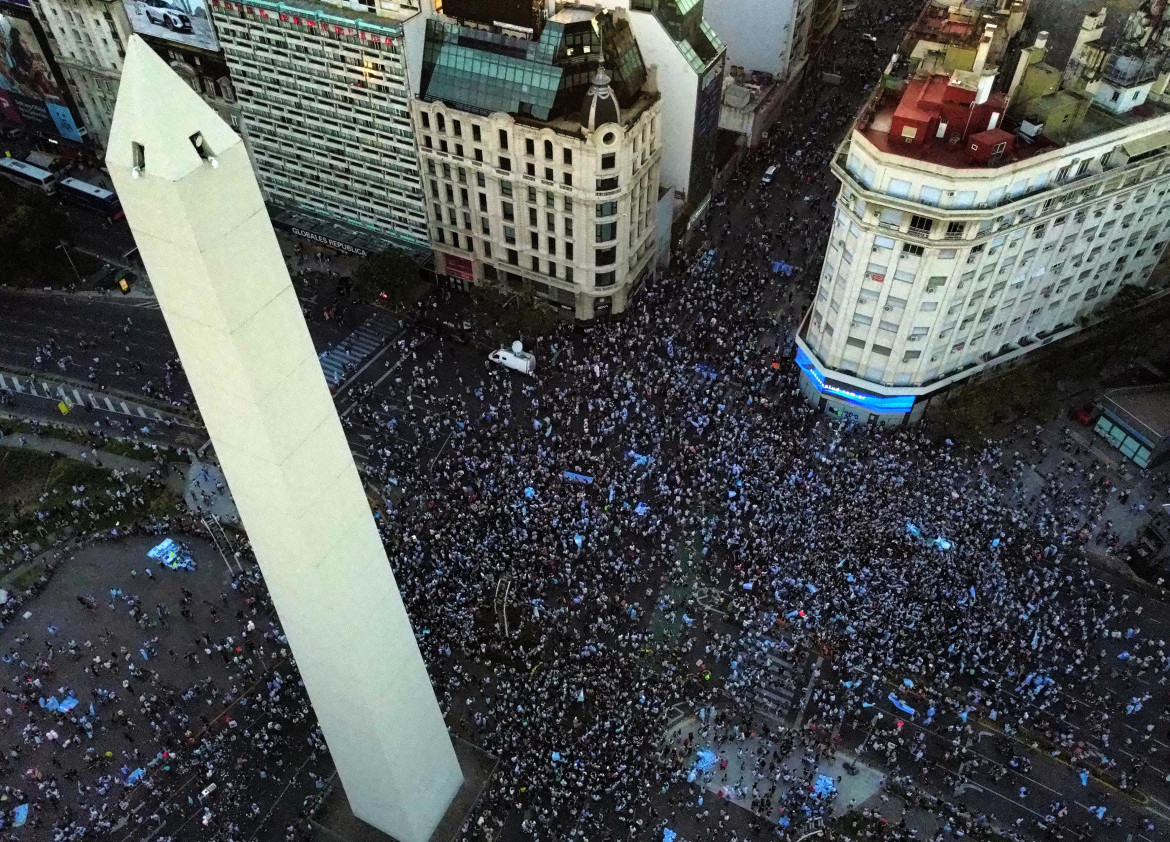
[11,378,22,393]
[72,389,83,405]
[120,401,131,415]
[138,406,148,418]
[153,411,164,421]
[0,374,5,389]
[103,396,115,412]
[89,394,101,409]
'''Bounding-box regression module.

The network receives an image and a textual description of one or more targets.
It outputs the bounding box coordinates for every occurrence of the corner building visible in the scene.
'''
[413,4,663,319]
[798,1,1170,424]
[209,0,430,250]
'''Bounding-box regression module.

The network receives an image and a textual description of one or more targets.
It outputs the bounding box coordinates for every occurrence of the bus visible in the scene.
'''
[58,177,123,220]
[0,158,59,192]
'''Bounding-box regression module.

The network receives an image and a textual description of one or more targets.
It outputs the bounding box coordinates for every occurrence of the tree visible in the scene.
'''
[0,180,71,287]
[472,279,559,344]
[350,247,422,310]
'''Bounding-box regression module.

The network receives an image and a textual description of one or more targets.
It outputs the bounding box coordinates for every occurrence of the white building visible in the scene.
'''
[30,0,131,148]
[579,1,725,222]
[702,0,813,83]
[797,4,1170,424]
[413,5,663,319]
[209,0,432,252]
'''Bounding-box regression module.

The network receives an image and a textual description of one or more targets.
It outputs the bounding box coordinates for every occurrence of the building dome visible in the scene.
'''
[580,65,621,130]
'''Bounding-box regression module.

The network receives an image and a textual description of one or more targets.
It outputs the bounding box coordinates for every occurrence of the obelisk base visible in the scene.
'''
[311,738,497,842]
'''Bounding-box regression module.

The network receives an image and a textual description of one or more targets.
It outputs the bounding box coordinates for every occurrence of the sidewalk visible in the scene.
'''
[0,430,157,474]
[183,459,239,523]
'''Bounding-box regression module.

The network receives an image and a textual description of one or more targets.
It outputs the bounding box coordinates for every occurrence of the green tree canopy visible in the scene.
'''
[0,180,71,287]
[351,247,422,310]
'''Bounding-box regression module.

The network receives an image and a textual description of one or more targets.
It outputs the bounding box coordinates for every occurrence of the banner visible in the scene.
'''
[122,0,220,52]
[0,10,84,141]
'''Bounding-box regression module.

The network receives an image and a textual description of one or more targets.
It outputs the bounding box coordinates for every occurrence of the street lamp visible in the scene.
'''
[56,242,83,286]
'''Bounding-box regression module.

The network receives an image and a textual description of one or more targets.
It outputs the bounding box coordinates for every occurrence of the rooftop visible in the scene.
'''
[851,0,1170,170]
[419,6,657,133]
[1102,385,1170,443]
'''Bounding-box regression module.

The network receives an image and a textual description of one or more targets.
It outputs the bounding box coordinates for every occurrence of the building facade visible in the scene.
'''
[702,0,812,83]
[413,5,663,319]
[209,0,431,251]
[798,3,1170,424]
[29,0,129,148]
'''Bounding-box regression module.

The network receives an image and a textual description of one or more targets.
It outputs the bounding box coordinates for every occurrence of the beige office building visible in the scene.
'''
[797,2,1170,423]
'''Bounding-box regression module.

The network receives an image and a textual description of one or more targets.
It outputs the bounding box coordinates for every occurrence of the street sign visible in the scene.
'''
[57,401,70,415]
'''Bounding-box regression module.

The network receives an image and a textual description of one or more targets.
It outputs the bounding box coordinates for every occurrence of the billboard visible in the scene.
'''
[122,0,220,52]
[0,10,84,141]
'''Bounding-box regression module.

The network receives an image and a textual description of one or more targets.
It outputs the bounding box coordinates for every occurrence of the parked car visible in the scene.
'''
[142,0,193,33]
[762,164,778,185]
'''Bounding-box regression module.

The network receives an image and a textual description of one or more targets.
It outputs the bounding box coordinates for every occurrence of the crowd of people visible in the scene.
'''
[4,2,1170,841]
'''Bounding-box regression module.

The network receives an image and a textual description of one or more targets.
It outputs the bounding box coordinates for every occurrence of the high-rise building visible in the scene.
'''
[28,0,129,148]
[702,0,813,84]
[209,0,432,252]
[797,1,1170,424]
[414,3,663,318]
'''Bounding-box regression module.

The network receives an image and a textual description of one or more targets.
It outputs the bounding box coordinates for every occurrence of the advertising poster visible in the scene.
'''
[0,10,83,141]
[121,0,220,52]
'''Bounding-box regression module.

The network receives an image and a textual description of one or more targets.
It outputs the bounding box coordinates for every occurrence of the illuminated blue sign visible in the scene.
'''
[796,348,916,414]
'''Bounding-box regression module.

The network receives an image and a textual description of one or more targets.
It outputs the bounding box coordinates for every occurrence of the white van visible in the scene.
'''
[762,165,778,184]
[489,343,536,376]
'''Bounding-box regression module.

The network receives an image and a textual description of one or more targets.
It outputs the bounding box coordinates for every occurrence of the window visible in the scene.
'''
[596,271,615,287]
[903,350,922,361]
[871,344,892,356]
[596,247,617,265]
[920,301,938,311]
[601,152,615,170]
[436,113,445,133]
[564,149,572,166]
[530,232,538,249]
[498,129,509,150]
[453,119,461,137]
[564,173,573,187]
[525,138,535,156]
[548,237,556,255]
[910,215,933,235]
[596,222,617,242]
[944,221,965,240]
[846,337,867,349]
[565,242,574,259]
[596,201,618,217]
[504,225,516,244]
[902,243,924,256]
[597,176,619,191]
[507,249,518,265]
[473,124,481,142]
[499,156,511,171]
[502,201,514,222]
[420,112,430,130]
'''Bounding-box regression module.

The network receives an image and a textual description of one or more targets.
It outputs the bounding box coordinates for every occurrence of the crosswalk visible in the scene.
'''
[741,635,804,727]
[318,312,400,389]
[0,370,195,428]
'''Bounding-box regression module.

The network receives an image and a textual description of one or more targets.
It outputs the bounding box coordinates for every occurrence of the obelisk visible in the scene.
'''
[106,36,462,842]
